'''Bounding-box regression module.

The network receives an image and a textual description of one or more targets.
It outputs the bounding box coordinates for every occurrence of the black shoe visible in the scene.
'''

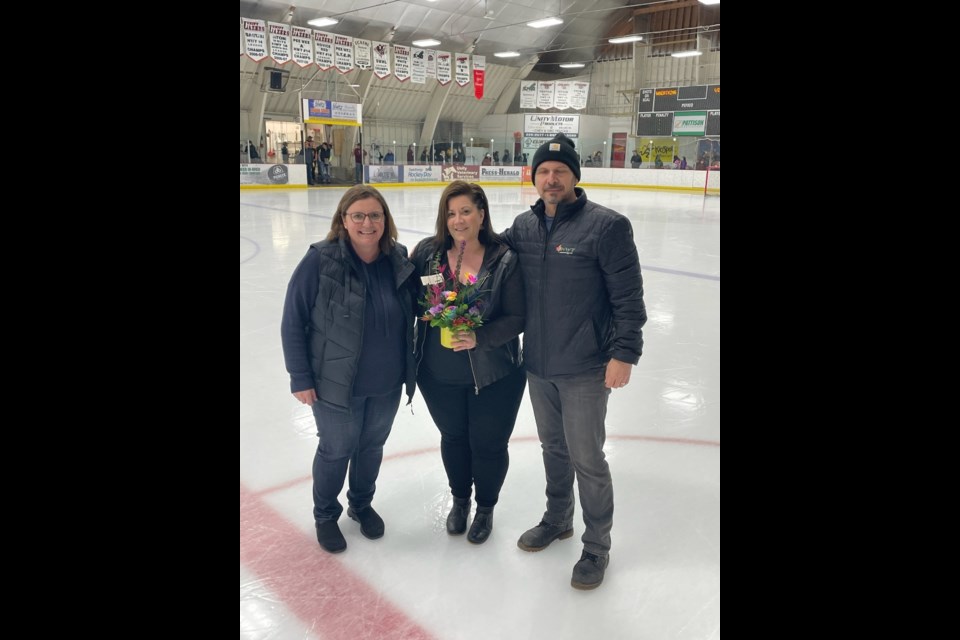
[347,506,385,539]
[467,507,493,544]
[517,520,574,552]
[315,520,347,553]
[571,550,609,590]
[446,498,470,535]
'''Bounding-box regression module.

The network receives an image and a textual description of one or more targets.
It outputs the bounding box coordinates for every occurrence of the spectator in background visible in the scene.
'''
[673,155,681,170]
[680,156,687,170]
[407,145,415,164]
[249,141,261,163]
[281,143,290,164]
[421,148,429,163]
[492,150,500,165]
[654,153,663,169]
[503,149,512,166]
[354,144,363,183]
[630,150,642,169]
[482,154,492,166]
[384,150,395,164]
[304,140,316,185]
[319,142,332,183]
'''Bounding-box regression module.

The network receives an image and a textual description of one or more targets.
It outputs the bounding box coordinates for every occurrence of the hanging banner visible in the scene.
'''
[240,18,244,56]
[426,50,437,78]
[394,45,411,82]
[373,42,391,78]
[334,35,354,73]
[242,18,266,62]
[268,22,291,64]
[354,39,372,69]
[472,55,485,99]
[436,51,451,85]
[537,81,555,109]
[411,48,426,84]
[291,26,313,67]
[570,82,590,110]
[553,81,571,110]
[314,31,334,70]
[519,81,537,109]
[455,54,471,87]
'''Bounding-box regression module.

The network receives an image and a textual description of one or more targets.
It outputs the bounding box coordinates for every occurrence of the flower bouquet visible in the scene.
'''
[419,241,488,348]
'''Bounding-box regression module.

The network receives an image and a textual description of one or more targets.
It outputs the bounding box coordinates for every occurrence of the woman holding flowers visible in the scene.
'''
[281,185,417,554]
[412,181,526,545]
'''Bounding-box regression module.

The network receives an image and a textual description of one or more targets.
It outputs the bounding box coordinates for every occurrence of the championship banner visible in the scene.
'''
[436,51,451,85]
[519,81,537,109]
[373,41,391,78]
[426,51,437,78]
[394,45,411,82]
[242,18,266,62]
[314,31,334,69]
[570,82,590,110]
[411,48,426,84]
[334,35,354,73]
[268,22,291,64]
[354,39,372,69]
[537,81,555,109]
[553,81,571,110]
[472,55,485,99]
[455,54,470,87]
[291,26,313,67]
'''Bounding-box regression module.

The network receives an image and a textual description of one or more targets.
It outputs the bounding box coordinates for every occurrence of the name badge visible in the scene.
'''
[421,274,444,285]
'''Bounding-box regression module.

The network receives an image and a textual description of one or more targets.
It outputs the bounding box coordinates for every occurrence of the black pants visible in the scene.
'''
[417,367,526,507]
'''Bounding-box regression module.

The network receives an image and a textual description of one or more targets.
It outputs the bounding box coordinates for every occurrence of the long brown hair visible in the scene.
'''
[326,185,398,254]
[432,181,501,248]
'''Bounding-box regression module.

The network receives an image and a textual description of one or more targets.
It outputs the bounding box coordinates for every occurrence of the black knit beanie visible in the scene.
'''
[531,133,581,185]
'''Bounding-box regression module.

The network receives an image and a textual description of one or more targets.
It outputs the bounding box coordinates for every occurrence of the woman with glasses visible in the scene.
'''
[281,185,417,554]
[411,181,526,545]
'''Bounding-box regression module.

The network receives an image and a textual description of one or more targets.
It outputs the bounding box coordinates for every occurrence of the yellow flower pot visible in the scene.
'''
[440,327,454,349]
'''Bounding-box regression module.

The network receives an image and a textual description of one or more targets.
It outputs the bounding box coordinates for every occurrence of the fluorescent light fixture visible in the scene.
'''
[349,84,360,87]
[608,35,643,44]
[494,51,521,58]
[559,63,585,68]
[699,0,721,5]
[527,17,563,28]
[412,38,442,47]
[307,17,339,28]
[671,50,703,57]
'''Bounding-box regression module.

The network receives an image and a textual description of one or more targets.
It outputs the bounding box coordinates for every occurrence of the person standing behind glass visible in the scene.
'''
[412,181,526,545]
[281,185,417,554]
[502,133,646,590]
[304,139,317,185]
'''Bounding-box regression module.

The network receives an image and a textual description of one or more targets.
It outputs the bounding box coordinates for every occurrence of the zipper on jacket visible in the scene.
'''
[539,215,554,375]
[467,350,480,395]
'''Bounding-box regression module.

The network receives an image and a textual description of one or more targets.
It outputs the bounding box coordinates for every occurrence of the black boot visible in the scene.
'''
[467,506,494,544]
[446,497,470,535]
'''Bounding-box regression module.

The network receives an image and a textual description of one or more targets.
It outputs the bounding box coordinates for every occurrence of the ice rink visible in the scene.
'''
[240,184,720,640]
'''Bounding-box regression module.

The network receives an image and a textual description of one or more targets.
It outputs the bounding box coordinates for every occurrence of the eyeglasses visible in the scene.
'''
[345,212,384,223]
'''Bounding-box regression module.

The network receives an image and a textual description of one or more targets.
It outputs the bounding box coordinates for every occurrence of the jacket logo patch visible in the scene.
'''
[555,244,575,255]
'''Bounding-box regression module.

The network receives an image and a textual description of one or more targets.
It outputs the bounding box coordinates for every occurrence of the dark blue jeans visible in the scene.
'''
[526,369,613,555]
[310,388,402,523]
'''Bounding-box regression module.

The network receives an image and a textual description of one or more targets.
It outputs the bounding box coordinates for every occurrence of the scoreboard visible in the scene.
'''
[636,112,674,137]
[638,85,720,112]
[636,84,720,137]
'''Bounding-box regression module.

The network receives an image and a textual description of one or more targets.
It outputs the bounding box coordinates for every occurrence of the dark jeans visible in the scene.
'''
[526,368,613,555]
[417,367,526,507]
[310,388,402,522]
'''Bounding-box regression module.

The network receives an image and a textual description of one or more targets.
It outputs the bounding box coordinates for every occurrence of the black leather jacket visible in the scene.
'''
[412,239,524,393]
